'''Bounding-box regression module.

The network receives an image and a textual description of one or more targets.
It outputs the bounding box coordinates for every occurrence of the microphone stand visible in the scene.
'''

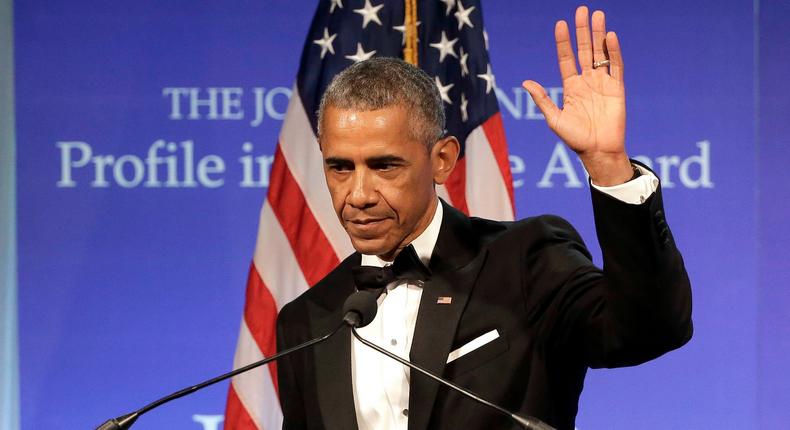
[350,327,556,430]
[96,322,346,430]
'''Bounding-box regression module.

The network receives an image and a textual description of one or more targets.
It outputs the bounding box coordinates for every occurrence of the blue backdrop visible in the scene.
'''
[11,0,789,429]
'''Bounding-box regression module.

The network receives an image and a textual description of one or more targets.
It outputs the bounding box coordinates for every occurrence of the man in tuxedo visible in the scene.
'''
[276,6,692,430]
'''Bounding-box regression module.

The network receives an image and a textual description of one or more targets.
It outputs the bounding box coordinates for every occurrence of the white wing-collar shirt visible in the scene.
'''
[352,200,443,430]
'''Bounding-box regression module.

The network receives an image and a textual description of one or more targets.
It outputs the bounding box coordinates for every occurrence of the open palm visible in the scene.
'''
[524,7,631,184]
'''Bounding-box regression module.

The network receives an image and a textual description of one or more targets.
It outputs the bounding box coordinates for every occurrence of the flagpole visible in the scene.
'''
[404,0,418,65]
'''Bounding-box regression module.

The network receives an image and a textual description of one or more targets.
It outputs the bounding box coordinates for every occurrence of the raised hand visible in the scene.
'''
[523,6,633,186]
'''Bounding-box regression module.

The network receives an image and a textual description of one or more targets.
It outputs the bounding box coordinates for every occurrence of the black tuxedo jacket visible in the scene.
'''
[276,184,692,430]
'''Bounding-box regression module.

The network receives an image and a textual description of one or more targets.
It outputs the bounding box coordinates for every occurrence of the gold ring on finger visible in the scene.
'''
[593,59,610,69]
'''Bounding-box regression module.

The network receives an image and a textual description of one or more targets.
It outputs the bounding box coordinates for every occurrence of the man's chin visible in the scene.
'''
[349,236,395,258]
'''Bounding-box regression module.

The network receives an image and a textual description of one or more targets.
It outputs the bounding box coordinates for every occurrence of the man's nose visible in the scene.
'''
[347,170,377,208]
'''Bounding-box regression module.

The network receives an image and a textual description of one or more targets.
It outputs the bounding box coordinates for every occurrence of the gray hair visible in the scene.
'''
[317,57,445,147]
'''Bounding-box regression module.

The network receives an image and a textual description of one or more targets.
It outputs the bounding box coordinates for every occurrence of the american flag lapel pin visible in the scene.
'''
[436,296,452,305]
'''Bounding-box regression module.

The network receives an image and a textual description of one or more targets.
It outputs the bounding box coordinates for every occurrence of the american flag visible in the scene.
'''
[224,0,514,428]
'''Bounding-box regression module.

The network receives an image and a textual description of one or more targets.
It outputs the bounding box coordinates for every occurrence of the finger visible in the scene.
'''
[575,5,593,72]
[554,20,578,81]
[522,80,561,128]
[591,10,608,73]
[605,31,624,81]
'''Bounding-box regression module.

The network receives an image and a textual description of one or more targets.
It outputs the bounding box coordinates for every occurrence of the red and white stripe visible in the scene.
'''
[223,90,513,429]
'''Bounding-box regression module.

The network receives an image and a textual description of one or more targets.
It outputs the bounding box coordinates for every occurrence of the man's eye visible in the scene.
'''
[372,163,397,171]
[328,163,353,172]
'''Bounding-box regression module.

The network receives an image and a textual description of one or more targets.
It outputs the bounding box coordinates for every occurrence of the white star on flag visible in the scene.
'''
[459,47,469,76]
[435,76,454,104]
[430,31,458,63]
[460,93,469,122]
[440,0,455,16]
[354,0,384,29]
[329,0,343,13]
[454,2,475,30]
[483,29,490,50]
[477,63,496,94]
[346,43,377,63]
[393,20,421,46]
[313,28,337,59]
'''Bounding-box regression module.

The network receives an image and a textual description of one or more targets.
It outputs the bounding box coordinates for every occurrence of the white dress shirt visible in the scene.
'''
[352,201,443,430]
[351,167,658,430]
[590,164,660,204]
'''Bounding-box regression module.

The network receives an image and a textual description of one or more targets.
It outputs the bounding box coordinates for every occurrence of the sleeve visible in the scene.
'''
[590,163,659,205]
[276,307,309,430]
[525,180,693,369]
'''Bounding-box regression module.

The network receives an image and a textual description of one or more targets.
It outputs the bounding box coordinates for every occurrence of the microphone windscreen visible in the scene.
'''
[342,290,380,327]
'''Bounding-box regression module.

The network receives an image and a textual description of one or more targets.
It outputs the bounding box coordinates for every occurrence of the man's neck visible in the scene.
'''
[362,199,443,267]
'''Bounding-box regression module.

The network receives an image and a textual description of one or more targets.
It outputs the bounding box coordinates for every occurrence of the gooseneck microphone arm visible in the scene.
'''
[96,322,346,430]
[350,327,556,430]
[97,289,554,430]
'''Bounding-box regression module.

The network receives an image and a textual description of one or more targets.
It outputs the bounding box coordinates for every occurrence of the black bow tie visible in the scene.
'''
[352,245,432,293]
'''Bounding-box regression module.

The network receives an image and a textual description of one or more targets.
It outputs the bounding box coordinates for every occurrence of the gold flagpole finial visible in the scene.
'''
[403,0,418,65]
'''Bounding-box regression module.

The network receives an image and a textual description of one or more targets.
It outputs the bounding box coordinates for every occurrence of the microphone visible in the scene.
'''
[344,296,555,430]
[97,290,377,429]
[95,312,356,429]
[342,289,380,327]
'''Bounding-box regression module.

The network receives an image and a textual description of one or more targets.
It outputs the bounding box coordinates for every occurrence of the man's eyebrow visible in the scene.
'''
[324,156,351,165]
[366,155,407,164]
[324,155,408,165]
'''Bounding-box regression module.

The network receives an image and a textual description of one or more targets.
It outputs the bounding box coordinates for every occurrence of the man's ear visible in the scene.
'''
[431,135,460,185]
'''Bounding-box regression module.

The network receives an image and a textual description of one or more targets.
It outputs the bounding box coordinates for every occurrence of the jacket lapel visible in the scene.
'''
[309,254,360,430]
[408,202,487,430]
[307,202,485,430]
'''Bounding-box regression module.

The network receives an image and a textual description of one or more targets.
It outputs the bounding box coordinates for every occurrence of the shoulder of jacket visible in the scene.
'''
[468,213,578,246]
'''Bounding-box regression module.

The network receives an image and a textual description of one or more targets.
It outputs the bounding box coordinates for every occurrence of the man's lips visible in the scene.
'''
[348,218,385,225]
[345,217,388,236]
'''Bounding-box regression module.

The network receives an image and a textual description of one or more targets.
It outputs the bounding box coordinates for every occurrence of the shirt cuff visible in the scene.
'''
[590,164,659,204]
